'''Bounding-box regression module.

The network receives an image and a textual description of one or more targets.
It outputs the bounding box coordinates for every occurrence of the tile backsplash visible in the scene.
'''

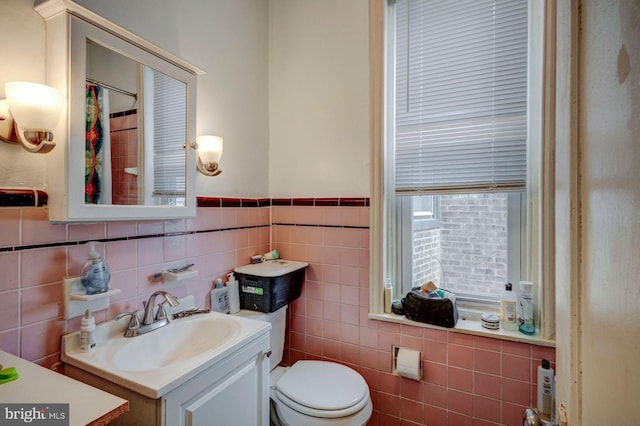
[272,202,555,426]
[0,201,271,369]
[0,194,554,425]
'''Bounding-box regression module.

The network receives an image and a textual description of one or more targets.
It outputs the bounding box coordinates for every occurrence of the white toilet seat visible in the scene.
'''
[271,360,372,425]
[273,396,372,426]
[275,389,369,418]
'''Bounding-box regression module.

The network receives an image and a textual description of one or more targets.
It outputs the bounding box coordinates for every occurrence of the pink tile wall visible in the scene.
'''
[0,201,555,425]
[109,113,139,205]
[0,206,270,368]
[273,204,556,426]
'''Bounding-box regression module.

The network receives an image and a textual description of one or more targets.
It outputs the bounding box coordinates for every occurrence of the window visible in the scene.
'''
[398,193,523,306]
[391,0,528,306]
[370,0,555,339]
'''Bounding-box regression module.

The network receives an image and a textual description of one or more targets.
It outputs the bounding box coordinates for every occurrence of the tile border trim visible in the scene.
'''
[270,197,369,207]
[200,197,369,207]
[0,190,369,209]
[272,222,369,230]
[0,224,270,253]
[0,189,48,207]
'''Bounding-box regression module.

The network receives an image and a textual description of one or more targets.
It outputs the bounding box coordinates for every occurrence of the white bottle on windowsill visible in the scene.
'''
[500,283,517,330]
[383,278,392,313]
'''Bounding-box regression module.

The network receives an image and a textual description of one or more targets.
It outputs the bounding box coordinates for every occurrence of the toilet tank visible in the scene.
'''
[235,306,287,370]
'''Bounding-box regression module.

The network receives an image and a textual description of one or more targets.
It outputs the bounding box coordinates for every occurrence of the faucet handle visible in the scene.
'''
[114,311,141,330]
[155,302,169,321]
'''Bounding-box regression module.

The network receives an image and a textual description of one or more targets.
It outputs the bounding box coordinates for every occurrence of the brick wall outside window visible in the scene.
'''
[413,193,509,296]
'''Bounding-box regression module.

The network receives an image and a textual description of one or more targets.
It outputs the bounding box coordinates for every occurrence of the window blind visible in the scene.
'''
[394,0,528,193]
[152,69,187,196]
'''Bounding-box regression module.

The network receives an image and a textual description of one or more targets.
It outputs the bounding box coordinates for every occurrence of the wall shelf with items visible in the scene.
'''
[162,269,198,282]
[160,261,198,283]
[63,277,120,319]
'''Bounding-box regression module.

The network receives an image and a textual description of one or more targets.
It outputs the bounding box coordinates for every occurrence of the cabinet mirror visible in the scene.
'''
[85,39,188,207]
[37,0,204,222]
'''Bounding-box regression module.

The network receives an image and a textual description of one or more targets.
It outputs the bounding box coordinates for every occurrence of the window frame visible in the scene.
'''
[369,0,556,342]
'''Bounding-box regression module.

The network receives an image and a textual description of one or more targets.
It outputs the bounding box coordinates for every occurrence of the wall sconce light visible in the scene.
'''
[0,82,62,153]
[195,135,223,176]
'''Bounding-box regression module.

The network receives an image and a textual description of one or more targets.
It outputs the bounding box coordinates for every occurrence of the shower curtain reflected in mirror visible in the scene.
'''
[85,83,112,204]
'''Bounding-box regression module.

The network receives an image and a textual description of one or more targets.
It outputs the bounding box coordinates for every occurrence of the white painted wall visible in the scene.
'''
[557,1,640,424]
[0,0,49,189]
[72,0,270,197]
[268,0,370,197]
[2,0,270,197]
[2,0,370,198]
[579,1,640,423]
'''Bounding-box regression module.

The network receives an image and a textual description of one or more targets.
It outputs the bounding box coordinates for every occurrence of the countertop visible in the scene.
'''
[0,350,128,425]
[61,306,271,399]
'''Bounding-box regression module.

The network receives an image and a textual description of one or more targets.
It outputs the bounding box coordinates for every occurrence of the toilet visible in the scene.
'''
[236,306,372,426]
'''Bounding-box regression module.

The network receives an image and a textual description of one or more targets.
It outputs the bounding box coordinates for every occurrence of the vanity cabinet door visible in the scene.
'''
[163,334,270,426]
[185,359,263,425]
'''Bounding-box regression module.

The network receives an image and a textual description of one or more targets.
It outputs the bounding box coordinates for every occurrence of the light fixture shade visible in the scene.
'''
[196,135,223,164]
[5,82,61,131]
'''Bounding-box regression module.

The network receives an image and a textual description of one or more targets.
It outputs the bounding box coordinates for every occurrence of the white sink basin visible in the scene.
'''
[109,315,241,372]
[61,298,270,398]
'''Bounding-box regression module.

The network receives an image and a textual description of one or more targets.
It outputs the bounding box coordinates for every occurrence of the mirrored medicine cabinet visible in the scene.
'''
[35,0,205,222]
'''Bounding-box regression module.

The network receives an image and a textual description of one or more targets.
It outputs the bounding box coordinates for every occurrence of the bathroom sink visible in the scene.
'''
[61,297,271,398]
[109,314,241,372]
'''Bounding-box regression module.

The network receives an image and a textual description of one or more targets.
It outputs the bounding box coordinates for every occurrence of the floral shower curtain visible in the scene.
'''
[85,84,112,204]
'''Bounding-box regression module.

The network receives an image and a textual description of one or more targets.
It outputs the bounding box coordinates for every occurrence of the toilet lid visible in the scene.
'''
[275,361,369,416]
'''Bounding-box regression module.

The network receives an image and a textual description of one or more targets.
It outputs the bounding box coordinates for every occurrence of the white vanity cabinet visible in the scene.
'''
[65,332,270,426]
[163,333,270,426]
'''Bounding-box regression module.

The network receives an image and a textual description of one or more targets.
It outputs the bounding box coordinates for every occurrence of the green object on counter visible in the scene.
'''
[0,366,19,384]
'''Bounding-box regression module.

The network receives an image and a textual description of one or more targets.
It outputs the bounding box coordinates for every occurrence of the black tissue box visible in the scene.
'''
[234,260,308,313]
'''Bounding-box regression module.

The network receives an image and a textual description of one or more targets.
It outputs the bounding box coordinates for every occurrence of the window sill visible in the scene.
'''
[368,312,555,348]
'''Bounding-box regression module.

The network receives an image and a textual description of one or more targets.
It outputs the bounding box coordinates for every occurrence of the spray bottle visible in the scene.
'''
[79,309,96,352]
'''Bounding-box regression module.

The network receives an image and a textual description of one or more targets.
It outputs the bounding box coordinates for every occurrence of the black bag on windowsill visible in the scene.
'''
[402,287,459,328]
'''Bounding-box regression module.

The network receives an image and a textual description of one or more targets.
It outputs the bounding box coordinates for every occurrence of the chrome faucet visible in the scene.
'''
[142,291,180,326]
[114,291,180,337]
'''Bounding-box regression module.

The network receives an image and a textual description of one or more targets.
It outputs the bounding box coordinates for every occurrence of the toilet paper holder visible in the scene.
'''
[391,345,423,381]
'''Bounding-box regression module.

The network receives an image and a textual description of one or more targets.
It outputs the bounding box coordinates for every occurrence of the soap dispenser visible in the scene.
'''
[80,241,111,295]
[210,278,229,313]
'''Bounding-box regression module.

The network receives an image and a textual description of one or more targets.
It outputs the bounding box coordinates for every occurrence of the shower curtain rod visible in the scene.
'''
[86,78,137,100]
